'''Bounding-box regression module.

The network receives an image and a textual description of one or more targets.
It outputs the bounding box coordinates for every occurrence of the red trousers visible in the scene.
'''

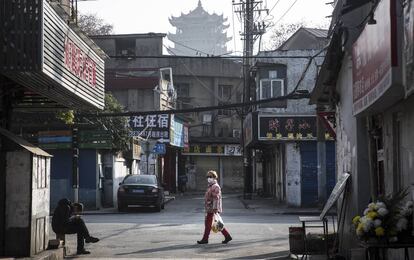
[202,212,231,240]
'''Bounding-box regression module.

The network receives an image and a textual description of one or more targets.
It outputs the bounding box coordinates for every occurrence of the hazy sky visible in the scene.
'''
[78,0,333,54]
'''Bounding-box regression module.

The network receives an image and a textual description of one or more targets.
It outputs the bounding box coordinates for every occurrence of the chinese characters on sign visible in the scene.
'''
[258,116,319,141]
[170,115,185,147]
[128,114,170,140]
[352,0,394,115]
[64,37,97,88]
[183,144,242,156]
[224,145,242,156]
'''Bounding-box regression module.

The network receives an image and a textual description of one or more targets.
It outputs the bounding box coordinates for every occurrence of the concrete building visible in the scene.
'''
[0,0,105,256]
[244,28,336,206]
[168,0,232,56]
[91,33,244,192]
[311,0,414,258]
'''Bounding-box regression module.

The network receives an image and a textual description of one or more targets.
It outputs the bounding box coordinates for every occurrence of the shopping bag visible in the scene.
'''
[211,213,225,233]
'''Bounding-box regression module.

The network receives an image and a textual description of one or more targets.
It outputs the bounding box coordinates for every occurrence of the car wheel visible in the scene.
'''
[155,202,162,212]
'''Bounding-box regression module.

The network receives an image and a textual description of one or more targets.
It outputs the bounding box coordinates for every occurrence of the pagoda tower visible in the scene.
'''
[168,0,232,56]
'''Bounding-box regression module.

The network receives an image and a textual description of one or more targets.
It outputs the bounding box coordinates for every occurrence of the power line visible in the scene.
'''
[78,91,310,118]
[267,0,299,30]
[78,45,326,118]
[107,54,321,59]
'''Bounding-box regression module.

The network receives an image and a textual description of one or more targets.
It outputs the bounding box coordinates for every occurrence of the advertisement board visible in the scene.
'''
[0,0,105,109]
[128,114,170,140]
[170,115,185,147]
[258,115,317,141]
[182,144,242,156]
[352,0,396,115]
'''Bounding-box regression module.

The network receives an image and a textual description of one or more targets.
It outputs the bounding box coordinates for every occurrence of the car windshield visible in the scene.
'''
[123,175,157,185]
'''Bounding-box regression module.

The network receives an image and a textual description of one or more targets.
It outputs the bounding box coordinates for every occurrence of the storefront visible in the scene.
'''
[182,143,243,191]
[0,0,105,257]
[244,112,335,206]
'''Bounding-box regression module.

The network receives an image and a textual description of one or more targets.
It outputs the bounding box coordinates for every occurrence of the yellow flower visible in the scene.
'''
[352,216,361,225]
[375,227,385,237]
[367,211,378,220]
[356,223,364,236]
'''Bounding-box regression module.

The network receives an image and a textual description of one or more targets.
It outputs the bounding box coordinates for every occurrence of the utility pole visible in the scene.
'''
[233,0,267,199]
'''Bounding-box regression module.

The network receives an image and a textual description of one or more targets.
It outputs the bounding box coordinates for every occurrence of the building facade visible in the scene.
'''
[312,0,414,258]
[0,0,105,256]
[92,34,244,193]
[244,29,336,206]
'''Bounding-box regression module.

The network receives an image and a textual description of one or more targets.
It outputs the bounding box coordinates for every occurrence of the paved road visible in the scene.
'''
[63,194,299,259]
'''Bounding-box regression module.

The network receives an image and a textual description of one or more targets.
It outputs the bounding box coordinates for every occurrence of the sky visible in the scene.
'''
[78,0,333,54]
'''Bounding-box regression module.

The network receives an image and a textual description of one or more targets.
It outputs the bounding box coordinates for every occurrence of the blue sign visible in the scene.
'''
[153,143,166,155]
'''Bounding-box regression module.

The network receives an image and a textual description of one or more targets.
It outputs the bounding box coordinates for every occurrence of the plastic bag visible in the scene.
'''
[211,213,224,233]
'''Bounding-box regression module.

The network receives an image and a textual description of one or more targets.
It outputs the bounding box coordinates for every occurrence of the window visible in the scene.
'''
[259,79,284,100]
[218,85,232,116]
[115,38,136,56]
[175,83,190,98]
[269,70,277,79]
[175,83,191,109]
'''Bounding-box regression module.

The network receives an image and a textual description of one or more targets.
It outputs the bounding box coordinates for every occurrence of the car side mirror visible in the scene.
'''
[119,182,122,186]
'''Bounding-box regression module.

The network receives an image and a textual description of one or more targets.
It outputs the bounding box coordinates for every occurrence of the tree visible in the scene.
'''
[265,22,305,50]
[77,13,113,35]
[56,93,131,152]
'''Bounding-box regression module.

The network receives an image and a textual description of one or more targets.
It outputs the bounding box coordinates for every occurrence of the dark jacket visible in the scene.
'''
[52,198,73,233]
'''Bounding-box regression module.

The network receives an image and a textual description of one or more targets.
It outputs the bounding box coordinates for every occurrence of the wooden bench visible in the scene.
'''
[290,172,351,259]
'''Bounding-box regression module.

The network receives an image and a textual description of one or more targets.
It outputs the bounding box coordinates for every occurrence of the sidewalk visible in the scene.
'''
[82,195,176,215]
[240,195,325,215]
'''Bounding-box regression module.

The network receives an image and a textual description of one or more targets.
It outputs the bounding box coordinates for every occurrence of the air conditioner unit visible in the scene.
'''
[203,114,212,125]
[233,129,241,138]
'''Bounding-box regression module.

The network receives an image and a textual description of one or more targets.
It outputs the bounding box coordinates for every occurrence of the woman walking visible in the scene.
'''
[197,170,232,244]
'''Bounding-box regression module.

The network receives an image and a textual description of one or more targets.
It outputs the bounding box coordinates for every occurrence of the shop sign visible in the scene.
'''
[128,114,170,140]
[183,124,189,148]
[0,0,105,109]
[170,115,185,148]
[404,0,414,97]
[152,143,167,155]
[243,113,253,146]
[37,130,112,149]
[258,115,317,141]
[78,130,112,149]
[224,145,242,156]
[352,0,396,115]
[131,139,142,159]
[182,144,242,156]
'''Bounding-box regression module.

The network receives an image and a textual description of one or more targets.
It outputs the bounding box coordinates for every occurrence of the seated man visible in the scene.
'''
[52,198,99,255]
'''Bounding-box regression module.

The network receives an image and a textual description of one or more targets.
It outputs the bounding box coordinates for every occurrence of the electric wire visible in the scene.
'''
[78,45,327,118]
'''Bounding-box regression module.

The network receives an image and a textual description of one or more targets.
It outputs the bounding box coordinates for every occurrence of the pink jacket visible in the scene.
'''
[204,181,222,213]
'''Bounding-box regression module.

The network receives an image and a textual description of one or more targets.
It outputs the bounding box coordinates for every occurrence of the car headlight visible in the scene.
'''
[151,188,158,193]
[118,186,126,193]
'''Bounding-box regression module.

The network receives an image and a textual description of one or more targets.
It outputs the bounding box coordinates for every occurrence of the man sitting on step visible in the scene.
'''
[52,198,99,255]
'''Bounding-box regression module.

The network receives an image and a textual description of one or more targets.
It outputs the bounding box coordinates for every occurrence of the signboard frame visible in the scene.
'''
[258,115,318,141]
[0,0,105,110]
[352,0,398,115]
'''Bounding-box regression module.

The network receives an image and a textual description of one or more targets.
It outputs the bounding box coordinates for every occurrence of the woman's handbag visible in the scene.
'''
[211,213,225,233]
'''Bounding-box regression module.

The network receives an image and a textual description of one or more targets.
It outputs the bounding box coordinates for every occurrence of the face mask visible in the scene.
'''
[207,177,215,184]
